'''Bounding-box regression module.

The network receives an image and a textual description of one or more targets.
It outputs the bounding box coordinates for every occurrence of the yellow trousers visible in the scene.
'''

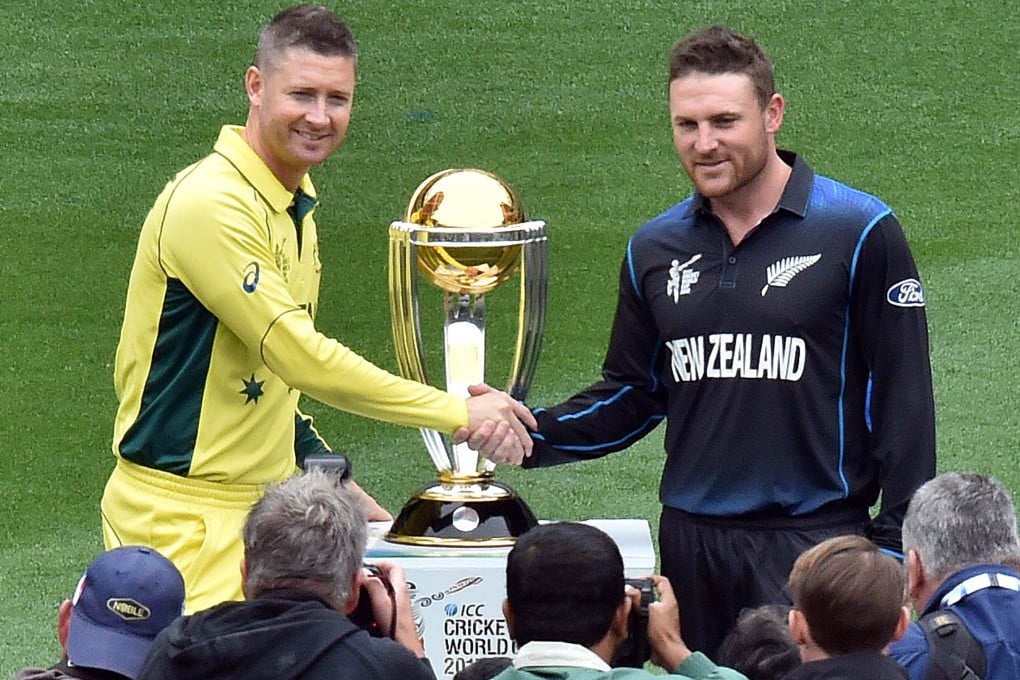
[101,459,274,614]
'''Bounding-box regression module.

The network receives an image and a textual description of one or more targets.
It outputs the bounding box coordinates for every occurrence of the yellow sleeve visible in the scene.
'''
[263,310,468,433]
[159,173,468,435]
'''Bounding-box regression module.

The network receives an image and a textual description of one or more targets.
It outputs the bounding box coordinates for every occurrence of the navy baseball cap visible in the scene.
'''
[67,546,186,679]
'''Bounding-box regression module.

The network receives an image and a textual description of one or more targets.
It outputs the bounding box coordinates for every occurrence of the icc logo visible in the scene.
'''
[445,603,486,616]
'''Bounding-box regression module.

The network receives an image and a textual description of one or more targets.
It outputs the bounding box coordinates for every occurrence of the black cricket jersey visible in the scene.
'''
[528,152,935,548]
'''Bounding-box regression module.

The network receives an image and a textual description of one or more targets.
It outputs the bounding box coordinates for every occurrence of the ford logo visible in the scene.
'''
[887,279,925,307]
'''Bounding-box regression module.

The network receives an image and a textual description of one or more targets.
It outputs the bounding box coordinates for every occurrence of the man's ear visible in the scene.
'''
[502,598,515,638]
[765,92,786,134]
[245,65,263,105]
[57,599,73,651]
[342,570,364,615]
[906,549,925,603]
[240,558,250,599]
[891,605,912,644]
[789,608,809,646]
[610,594,633,641]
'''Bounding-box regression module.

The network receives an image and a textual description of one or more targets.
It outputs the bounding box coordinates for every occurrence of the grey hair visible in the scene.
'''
[243,468,367,606]
[254,4,358,71]
[902,472,1020,579]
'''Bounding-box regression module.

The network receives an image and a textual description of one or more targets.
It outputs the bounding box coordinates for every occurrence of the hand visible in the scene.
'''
[646,574,693,671]
[458,383,537,465]
[360,561,425,658]
[348,480,393,522]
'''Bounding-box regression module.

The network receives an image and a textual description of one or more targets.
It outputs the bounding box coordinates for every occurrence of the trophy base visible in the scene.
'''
[384,472,538,547]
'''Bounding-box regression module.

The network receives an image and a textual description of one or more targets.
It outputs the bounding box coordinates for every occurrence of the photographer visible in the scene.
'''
[497,522,747,679]
[138,468,434,679]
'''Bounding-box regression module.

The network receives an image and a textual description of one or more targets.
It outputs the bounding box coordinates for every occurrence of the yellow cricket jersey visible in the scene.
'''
[112,125,467,485]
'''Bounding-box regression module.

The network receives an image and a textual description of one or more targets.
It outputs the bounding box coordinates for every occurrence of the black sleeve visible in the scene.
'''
[851,214,936,555]
[525,251,667,468]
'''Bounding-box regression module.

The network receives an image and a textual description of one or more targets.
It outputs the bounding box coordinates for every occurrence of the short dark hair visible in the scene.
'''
[255,4,358,70]
[452,656,512,680]
[505,522,625,647]
[668,25,775,107]
[717,604,801,680]
[788,535,904,655]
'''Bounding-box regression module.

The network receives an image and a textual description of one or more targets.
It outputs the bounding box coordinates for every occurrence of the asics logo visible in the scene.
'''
[242,261,260,293]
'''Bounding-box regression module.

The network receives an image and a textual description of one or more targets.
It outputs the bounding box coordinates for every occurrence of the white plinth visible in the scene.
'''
[365,518,656,679]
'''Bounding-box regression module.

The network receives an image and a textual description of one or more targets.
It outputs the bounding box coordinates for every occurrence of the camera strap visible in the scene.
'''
[918,608,985,680]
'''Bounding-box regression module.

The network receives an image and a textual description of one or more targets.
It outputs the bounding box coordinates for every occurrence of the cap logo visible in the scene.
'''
[107,598,151,621]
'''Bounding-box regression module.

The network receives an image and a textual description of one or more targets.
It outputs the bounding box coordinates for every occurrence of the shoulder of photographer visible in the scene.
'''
[646,575,748,679]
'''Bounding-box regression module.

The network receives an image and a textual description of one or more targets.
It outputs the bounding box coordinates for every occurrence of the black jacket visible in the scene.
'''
[137,589,435,680]
[785,651,907,680]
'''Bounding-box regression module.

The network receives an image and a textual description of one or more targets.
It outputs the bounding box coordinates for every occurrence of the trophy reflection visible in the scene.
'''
[386,168,547,546]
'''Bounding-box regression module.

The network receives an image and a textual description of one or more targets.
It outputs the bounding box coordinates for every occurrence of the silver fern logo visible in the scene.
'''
[761,254,822,296]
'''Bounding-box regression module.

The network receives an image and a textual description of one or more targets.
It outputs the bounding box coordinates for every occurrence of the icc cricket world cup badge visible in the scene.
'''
[386,169,547,546]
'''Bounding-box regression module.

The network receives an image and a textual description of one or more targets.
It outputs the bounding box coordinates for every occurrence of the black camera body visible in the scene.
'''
[613,577,655,667]
[348,564,392,638]
[301,453,352,481]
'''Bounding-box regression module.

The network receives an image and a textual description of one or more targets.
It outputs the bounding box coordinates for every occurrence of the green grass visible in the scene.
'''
[1,0,1017,674]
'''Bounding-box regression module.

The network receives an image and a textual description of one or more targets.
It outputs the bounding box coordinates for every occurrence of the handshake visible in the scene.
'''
[453,383,537,466]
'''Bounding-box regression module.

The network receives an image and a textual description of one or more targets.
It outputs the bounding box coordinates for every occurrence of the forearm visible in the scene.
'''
[263,311,468,433]
[524,380,665,468]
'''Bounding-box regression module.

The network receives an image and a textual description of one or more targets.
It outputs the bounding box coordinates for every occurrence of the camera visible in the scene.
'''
[349,564,395,638]
[612,577,656,667]
[301,453,352,482]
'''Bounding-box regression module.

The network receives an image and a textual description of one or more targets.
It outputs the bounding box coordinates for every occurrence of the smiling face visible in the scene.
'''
[244,47,356,190]
[669,71,784,203]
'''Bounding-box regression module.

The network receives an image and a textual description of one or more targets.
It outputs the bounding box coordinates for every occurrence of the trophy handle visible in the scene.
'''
[508,221,548,401]
[389,223,452,473]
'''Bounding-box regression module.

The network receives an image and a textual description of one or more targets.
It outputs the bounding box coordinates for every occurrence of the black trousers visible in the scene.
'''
[658,504,869,659]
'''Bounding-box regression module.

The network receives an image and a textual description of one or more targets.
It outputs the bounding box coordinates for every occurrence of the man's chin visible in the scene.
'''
[692,179,734,199]
[293,147,335,168]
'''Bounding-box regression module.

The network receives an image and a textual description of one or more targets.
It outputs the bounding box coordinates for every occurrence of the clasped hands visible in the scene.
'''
[454,383,536,465]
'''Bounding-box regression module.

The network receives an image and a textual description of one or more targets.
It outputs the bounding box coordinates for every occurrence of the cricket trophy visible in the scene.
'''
[386,168,547,546]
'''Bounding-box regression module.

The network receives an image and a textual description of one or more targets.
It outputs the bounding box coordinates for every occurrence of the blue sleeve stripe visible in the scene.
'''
[547,414,665,452]
[626,238,659,391]
[836,210,889,498]
[864,375,874,432]
[626,239,643,303]
[648,342,661,392]
[556,386,634,421]
[879,547,905,562]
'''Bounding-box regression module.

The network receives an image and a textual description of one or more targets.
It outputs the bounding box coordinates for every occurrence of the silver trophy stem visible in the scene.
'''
[444,292,485,474]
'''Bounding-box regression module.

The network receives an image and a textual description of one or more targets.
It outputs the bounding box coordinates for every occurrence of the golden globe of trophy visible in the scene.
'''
[386,168,547,546]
